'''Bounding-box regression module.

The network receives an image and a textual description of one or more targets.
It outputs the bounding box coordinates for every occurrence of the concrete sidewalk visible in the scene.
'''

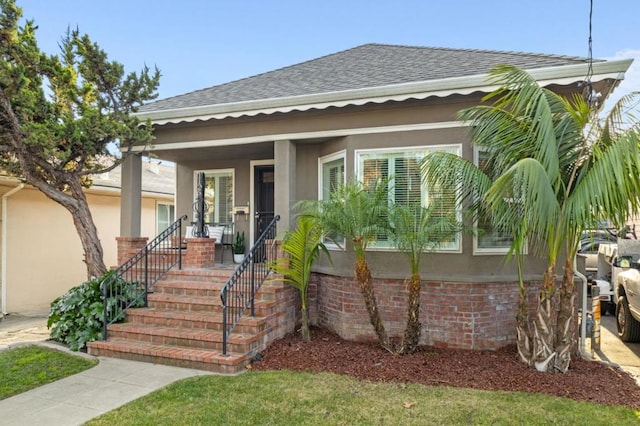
[0,314,213,425]
[0,344,211,425]
[591,314,640,386]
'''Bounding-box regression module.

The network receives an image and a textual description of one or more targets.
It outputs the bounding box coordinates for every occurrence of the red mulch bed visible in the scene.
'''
[252,327,640,410]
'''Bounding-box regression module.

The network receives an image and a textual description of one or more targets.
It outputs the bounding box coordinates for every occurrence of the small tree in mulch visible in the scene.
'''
[388,201,461,354]
[298,180,392,351]
[271,216,330,341]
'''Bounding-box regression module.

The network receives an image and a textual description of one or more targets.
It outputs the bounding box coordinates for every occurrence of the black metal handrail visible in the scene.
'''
[101,214,188,340]
[220,215,280,355]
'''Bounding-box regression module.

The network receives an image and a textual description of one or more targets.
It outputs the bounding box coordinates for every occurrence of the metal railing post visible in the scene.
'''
[144,245,149,307]
[222,298,228,356]
[178,217,183,270]
[102,276,109,340]
[250,255,256,317]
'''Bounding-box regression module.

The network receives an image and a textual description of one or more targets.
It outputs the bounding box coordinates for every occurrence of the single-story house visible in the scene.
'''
[122,44,632,349]
[0,160,175,314]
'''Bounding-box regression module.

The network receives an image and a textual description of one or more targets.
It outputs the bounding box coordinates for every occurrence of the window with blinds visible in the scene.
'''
[319,152,346,247]
[474,149,514,253]
[357,145,461,251]
[196,170,234,224]
[321,157,345,201]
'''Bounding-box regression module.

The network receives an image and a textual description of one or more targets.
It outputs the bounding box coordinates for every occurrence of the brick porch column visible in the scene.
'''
[116,237,148,265]
[184,238,216,268]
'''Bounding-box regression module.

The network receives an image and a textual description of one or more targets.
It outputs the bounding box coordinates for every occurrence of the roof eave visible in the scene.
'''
[136,59,633,125]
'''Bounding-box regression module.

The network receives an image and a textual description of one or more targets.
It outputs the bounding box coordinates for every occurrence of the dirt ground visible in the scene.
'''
[0,312,49,350]
[253,327,640,410]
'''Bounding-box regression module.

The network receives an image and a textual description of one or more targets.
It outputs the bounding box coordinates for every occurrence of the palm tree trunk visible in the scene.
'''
[515,282,533,366]
[300,304,311,341]
[530,266,558,372]
[398,274,421,355]
[355,255,392,352]
[518,263,576,373]
[554,257,576,373]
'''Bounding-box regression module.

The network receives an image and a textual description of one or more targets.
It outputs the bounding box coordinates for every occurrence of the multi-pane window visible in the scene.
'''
[156,203,175,233]
[356,145,461,251]
[474,149,513,253]
[195,170,234,224]
[321,157,345,201]
[319,152,346,247]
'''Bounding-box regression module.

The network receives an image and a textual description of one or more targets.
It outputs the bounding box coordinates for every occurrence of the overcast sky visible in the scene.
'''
[17,0,640,109]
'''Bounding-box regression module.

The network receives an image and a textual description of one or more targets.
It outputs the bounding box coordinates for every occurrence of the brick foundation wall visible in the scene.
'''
[309,273,539,350]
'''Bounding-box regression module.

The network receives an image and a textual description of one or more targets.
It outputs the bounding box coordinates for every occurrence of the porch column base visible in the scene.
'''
[184,238,216,268]
[116,237,148,266]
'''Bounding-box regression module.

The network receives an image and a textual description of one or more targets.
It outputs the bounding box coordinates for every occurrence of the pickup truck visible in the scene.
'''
[595,240,640,342]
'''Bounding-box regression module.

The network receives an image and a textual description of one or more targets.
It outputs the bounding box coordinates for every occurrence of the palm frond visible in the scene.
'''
[388,202,461,273]
[567,131,640,229]
[485,157,561,255]
[271,216,329,294]
[597,92,640,145]
[471,65,561,182]
[297,179,389,253]
[421,151,491,215]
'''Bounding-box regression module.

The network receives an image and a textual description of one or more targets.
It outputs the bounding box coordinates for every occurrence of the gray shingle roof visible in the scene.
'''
[93,161,174,195]
[140,43,592,113]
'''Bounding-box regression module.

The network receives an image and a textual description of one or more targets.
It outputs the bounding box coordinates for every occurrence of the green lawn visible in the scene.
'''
[88,370,639,425]
[0,345,97,400]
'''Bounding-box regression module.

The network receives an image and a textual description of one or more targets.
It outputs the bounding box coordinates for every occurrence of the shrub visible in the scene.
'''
[47,271,144,351]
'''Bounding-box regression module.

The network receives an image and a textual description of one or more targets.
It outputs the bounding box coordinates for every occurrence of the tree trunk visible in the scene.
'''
[528,266,558,372]
[515,283,533,366]
[517,262,576,373]
[300,306,311,341]
[398,273,421,355]
[64,181,108,278]
[354,254,391,352]
[554,257,577,373]
[29,176,108,279]
[532,267,566,372]
[300,285,311,341]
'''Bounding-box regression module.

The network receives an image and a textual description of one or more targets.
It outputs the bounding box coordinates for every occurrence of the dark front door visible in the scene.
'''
[254,165,274,242]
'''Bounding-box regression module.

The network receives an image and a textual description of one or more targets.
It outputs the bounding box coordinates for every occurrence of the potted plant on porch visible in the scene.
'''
[233,231,245,263]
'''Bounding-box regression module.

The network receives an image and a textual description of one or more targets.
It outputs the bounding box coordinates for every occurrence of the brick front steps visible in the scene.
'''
[88,268,279,374]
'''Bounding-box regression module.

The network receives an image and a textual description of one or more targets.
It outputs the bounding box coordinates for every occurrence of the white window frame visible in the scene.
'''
[355,144,462,253]
[156,201,175,234]
[318,151,346,250]
[472,147,523,255]
[193,168,235,225]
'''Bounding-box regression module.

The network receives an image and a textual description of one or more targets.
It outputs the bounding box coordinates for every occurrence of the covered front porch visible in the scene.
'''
[118,139,302,247]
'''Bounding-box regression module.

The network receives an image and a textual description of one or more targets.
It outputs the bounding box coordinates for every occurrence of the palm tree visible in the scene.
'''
[299,180,392,351]
[388,202,461,354]
[423,65,640,372]
[271,216,330,340]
